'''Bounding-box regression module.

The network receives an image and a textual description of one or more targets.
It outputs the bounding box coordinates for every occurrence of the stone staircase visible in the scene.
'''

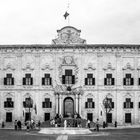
[41,118,96,128]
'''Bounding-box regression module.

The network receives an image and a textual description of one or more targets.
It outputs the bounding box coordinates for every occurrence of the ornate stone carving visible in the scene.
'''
[43,93,52,97]
[123,92,133,98]
[84,63,96,71]
[22,63,34,71]
[41,63,53,71]
[86,93,94,97]
[58,56,79,85]
[103,62,115,71]
[106,93,113,98]
[4,92,14,98]
[3,63,15,71]
[122,62,134,70]
[52,26,86,45]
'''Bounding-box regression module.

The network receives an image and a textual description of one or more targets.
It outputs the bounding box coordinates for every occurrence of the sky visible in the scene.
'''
[0,0,140,44]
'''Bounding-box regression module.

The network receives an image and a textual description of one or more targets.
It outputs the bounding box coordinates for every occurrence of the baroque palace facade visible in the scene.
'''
[0,26,140,126]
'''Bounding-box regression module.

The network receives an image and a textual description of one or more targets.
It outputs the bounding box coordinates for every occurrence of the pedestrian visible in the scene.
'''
[114,121,117,127]
[1,121,5,128]
[64,120,67,128]
[96,119,99,131]
[103,121,106,128]
[38,120,41,130]
[87,119,90,128]
[17,120,22,130]
[14,120,18,130]
[26,121,30,132]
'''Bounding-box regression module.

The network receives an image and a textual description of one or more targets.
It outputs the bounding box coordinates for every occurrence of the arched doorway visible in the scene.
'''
[64,97,74,118]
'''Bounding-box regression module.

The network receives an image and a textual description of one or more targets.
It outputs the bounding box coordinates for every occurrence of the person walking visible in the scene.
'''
[14,120,18,130]
[96,119,99,131]
[38,120,41,130]
[87,119,90,128]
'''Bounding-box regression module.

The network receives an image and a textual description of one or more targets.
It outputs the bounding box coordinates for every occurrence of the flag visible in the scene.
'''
[34,104,37,114]
[63,11,69,19]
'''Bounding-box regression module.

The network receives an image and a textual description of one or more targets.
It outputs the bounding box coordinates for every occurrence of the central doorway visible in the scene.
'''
[64,97,74,118]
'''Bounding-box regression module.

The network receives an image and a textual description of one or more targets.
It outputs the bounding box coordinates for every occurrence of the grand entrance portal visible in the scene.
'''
[64,97,74,117]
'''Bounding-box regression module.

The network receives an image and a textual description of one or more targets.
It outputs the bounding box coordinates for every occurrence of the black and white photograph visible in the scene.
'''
[0,0,140,140]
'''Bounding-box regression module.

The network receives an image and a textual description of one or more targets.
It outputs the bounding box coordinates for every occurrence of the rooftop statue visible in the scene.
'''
[52,26,86,45]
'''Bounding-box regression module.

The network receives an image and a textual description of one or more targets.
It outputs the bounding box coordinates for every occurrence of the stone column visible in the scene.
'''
[59,94,62,115]
[55,94,59,114]
[75,94,78,113]
[79,94,81,116]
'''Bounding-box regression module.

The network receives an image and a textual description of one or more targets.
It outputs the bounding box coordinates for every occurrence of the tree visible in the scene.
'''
[103,96,112,127]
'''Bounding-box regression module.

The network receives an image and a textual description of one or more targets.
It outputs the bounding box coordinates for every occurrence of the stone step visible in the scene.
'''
[39,127,92,135]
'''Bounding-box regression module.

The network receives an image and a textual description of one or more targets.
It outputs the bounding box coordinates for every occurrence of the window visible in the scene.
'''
[6,112,12,122]
[85,74,95,85]
[25,112,31,122]
[123,74,134,86]
[85,98,95,108]
[42,98,52,108]
[107,113,112,123]
[4,98,14,108]
[104,74,114,86]
[87,113,93,122]
[62,69,75,85]
[23,74,33,85]
[44,113,50,121]
[139,102,140,108]
[107,98,114,108]
[125,113,131,123]
[42,74,52,85]
[138,78,140,85]
[4,74,14,85]
[23,98,33,108]
[124,98,133,109]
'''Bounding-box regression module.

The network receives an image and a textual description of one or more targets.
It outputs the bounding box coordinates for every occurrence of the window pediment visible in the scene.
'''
[3,63,15,71]
[22,63,34,71]
[123,63,134,70]
[84,63,96,71]
[41,63,53,71]
[103,62,115,71]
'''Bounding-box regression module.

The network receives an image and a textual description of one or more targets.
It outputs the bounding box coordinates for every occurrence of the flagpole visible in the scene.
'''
[67,0,70,25]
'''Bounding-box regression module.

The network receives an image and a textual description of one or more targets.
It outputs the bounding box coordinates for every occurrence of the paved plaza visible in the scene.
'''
[0,128,140,140]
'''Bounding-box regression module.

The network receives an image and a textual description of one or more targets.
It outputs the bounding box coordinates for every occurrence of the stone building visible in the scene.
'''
[0,26,140,126]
